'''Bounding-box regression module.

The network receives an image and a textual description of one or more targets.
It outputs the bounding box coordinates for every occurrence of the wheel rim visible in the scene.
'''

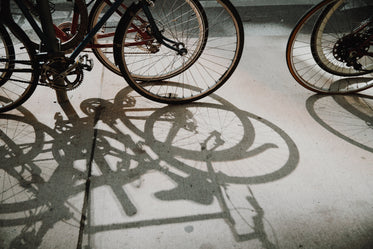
[117,0,244,104]
[287,0,373,93]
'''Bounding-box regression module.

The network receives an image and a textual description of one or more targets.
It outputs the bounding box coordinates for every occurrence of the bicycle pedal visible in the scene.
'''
[78,54,94,71]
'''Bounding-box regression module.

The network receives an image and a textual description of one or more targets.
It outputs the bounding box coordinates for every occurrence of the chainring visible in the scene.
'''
[40,57,84,91]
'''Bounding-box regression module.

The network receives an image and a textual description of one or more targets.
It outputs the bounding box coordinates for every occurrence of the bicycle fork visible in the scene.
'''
[141,0,188,56]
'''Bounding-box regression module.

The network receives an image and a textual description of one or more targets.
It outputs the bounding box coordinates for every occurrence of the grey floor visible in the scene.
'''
[1,11,373,249]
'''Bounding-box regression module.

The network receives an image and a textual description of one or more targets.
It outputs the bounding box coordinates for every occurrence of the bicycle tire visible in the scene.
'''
[111,0,208,80]
[286,0,373,93]
[0,23,39,113]
[0,24,15,86]
[90,0,206,78]
[311,0,373,76]
[114,0,244,104]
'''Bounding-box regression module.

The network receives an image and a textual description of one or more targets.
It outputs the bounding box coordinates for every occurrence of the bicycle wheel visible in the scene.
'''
[91,0,208,77]
[114,0,244,104]
[0,23,38,113]
[286,0,373,93]
[311,0,373,76]
[114,0,208,80]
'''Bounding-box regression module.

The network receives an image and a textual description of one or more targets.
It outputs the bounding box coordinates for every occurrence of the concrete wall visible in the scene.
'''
[10,0,323,31]
[200,0,321,26]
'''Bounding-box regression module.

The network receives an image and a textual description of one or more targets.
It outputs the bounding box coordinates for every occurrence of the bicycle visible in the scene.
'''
[0,0,244,113]
[22,0,171,76]
[286,0,373,94]
[22,0,207,76]
[0,0,207,103]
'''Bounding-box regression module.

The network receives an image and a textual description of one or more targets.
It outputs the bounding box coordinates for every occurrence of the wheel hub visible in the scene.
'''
[333,33,370,68]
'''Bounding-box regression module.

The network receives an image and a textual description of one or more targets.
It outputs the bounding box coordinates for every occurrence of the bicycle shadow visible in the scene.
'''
[0,87,299,249]
[306,91,373,153]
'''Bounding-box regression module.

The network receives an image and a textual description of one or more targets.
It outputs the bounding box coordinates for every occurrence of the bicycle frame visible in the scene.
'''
[1,0,245,117]
[69,0,125,60]
[21,0,80,43]
[12,0,52,48]
[70,0,186,59]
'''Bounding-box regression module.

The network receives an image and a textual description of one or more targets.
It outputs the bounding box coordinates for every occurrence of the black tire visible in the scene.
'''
[0,23,39,113]
[114,0,244,104]
[0,23,15,86]
[112,0,208,79]
[286,0,373,93]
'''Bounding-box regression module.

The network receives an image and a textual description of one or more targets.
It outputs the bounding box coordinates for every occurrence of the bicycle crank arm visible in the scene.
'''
[56,55,93,80]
